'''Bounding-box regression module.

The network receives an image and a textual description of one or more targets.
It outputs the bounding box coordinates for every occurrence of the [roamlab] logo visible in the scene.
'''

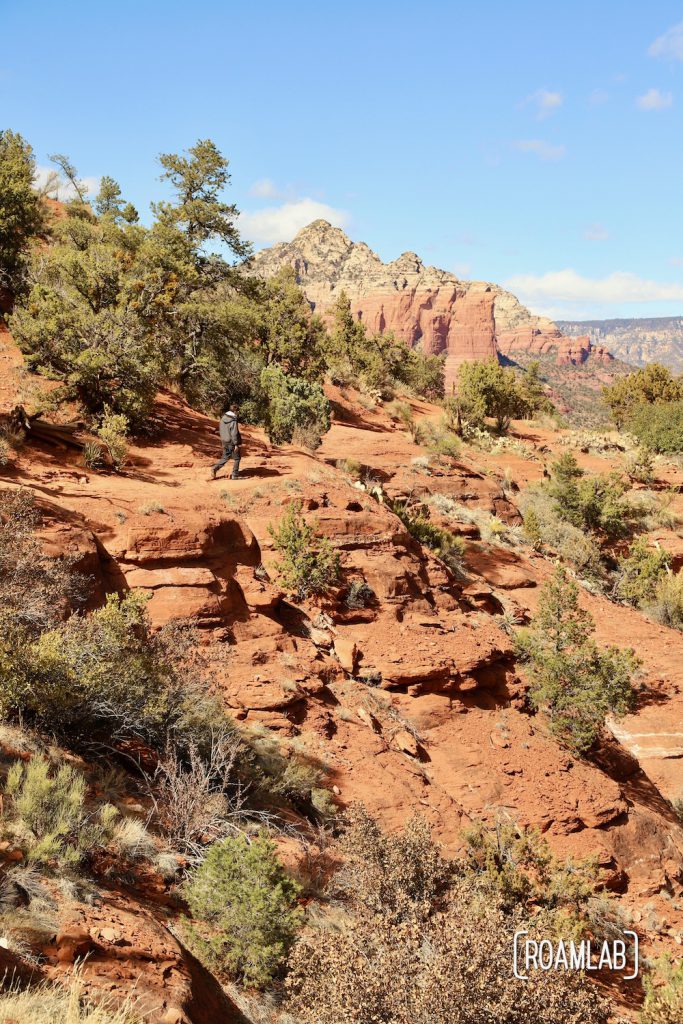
[513,930,639,981]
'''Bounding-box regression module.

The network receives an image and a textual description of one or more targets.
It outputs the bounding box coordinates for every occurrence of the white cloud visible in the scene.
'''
[522,88,563,119]
[514,139,566,161]
[583,223,610,242]
[240,198,349,245]
[636,88,673,110]
[588,88,609,106]
[648,20,683,61]
[505,269,683,309]
[34,165,101,200]
[248,177,281,199]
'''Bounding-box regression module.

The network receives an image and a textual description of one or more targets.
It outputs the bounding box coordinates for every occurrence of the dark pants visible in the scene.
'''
[213,443,241,477]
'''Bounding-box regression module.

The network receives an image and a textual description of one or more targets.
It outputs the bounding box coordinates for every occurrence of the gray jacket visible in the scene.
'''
[219,411,241,447]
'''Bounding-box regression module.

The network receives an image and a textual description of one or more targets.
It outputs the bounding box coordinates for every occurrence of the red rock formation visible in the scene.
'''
[250,221,615,382]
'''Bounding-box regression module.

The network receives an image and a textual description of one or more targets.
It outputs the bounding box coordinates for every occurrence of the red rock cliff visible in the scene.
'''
[250,221,612,387]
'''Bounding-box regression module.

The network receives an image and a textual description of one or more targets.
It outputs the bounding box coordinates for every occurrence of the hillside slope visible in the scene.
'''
[559,316,683,374]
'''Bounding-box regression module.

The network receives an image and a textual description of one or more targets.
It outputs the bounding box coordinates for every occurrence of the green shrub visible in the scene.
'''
[96,407,129,470]
[260,364,330,448]
[616,538,671,605]
[391,501,465,573]
[268,500,341,600]
[519,485,604,578]
[2,757,117,868]
[1,591,191,744]
[184,832,302,987]
[546,452,631,539]
[458,359,530,433]
[626,446,655,483]
[645,572,683,630]
[641,957,683,1024]
[603,363,683,428]
[517,566,639,754]
[627,401,683,454]
[0,437,10,466]
[416,418,461,458]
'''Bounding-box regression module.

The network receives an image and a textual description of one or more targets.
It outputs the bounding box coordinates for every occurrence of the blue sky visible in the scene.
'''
[3,0,683,320]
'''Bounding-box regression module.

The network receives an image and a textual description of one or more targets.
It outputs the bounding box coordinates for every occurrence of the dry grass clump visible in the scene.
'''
[0,978,141,1023]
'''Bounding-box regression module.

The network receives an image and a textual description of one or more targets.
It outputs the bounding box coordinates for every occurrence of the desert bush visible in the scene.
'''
[151,730,248,857]
[391,501,465,573]
[1,757,118,868]
[616,538,671,606]
[345,579,375,608]
[547,452,631,539]
[641,957,683,1024]
[462,817,597,931]
[415,418,461,458]
[645,572,683,630]
[458,359,531,433]
[519,485,604,577]
[627,400,683,454]
[0,488,83,635]
[0,437,11,466]
[334,805,451,921]
[268,500,340,600]
[184,832,302,987]
[1,591,194,744]
[603,363,683,427]
[260,364,330,448]
[286,811,606,1024]
[517,565,639,753]
[626,446,656,483]
[82,440,104,469]
[96,407,129,470]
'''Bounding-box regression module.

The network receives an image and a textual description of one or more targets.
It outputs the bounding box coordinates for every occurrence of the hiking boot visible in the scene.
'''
[230,473,239,480]
[210,467,217,480]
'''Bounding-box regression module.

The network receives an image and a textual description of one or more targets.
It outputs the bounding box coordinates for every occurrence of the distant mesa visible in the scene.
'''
[251,220,613,389]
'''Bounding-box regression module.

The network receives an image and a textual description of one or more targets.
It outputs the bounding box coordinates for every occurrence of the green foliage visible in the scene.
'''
[616,538,671,605]
[1,591,191,744]
[10,140,255,426]
[627,401,683,454]
[96,407,129,470]
[268,500,341,600]
[256,267,326,380]
[518,360,554,416]
[415,418,462,458]
[463,818,597,929]
[391,501,465,572]
[641,957,683,1024]
[626,446,656,483]
[646,572,683,631]
[0,130,43,294]
[457,359,530,433]
[2,756,117,868]
[184,832,302,987]
[259,364,330,448]
[547,452,630,539]
[603,363,683,428]
[517,565,639,753]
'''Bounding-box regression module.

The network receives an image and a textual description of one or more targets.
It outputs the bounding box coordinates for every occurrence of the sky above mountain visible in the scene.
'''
[3,0,683,320]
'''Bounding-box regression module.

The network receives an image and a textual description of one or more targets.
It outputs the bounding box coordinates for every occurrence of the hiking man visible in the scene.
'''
[211,404,242,480]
